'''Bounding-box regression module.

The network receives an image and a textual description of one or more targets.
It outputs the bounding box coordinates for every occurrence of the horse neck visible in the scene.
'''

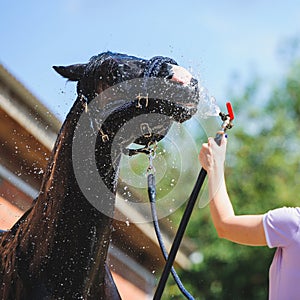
[11,97,118,293]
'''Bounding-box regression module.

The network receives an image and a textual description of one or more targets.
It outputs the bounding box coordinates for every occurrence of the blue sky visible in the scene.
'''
[1,0,300,120]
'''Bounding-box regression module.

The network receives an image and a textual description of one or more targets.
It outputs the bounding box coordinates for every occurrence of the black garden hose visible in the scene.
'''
[148,173,195,300]
[152,168,207,300]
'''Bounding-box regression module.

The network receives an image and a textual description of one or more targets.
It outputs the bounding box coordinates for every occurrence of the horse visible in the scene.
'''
[0,51,199,299]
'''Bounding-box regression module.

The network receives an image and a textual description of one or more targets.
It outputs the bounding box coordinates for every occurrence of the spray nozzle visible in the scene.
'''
[219,101,234,130]
[215,102,234,145]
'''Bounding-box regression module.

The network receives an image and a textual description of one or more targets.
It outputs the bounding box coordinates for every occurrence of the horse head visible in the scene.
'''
[53,52,199,195]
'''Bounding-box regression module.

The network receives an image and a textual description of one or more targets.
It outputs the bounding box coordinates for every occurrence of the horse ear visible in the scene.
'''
[53,64,87,81]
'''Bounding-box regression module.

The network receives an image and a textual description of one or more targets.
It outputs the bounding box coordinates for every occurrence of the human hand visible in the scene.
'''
[198,134,227,174]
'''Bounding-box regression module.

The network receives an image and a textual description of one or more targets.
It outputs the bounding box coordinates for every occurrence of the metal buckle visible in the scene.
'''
[136,93,149,108]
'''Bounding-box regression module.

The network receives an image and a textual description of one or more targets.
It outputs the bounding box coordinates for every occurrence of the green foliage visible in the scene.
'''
[160,40,300,299]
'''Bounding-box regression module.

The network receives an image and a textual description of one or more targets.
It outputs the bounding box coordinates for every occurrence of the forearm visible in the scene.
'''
[208,167,235,235]
[208,168,266,246]
[199,136,266,246]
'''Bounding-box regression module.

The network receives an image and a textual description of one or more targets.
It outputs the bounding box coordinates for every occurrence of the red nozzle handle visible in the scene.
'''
[226,102,234,120]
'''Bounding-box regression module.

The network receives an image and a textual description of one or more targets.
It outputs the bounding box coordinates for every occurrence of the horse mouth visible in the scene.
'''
[173,84,200,119]
[168,64,199,114]
[175,102,198,121]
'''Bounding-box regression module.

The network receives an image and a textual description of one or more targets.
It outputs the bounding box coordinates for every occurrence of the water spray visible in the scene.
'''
[152,102,234,299]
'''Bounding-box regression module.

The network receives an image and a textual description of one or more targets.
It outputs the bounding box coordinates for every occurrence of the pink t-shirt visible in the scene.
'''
[263,207,300,300]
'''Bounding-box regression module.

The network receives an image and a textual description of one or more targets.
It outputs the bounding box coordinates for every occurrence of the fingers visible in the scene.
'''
[208,133,227,149]
[202,142,209,149]
[198,144,210,171]
[199,134,228,171]
[201,134,227,160]
[200,133,228,157]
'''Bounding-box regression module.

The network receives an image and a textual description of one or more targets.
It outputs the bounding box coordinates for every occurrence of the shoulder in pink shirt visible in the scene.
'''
[263,207,300,300]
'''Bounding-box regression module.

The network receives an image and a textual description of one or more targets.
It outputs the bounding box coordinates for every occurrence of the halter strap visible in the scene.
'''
[144,56,177,79]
